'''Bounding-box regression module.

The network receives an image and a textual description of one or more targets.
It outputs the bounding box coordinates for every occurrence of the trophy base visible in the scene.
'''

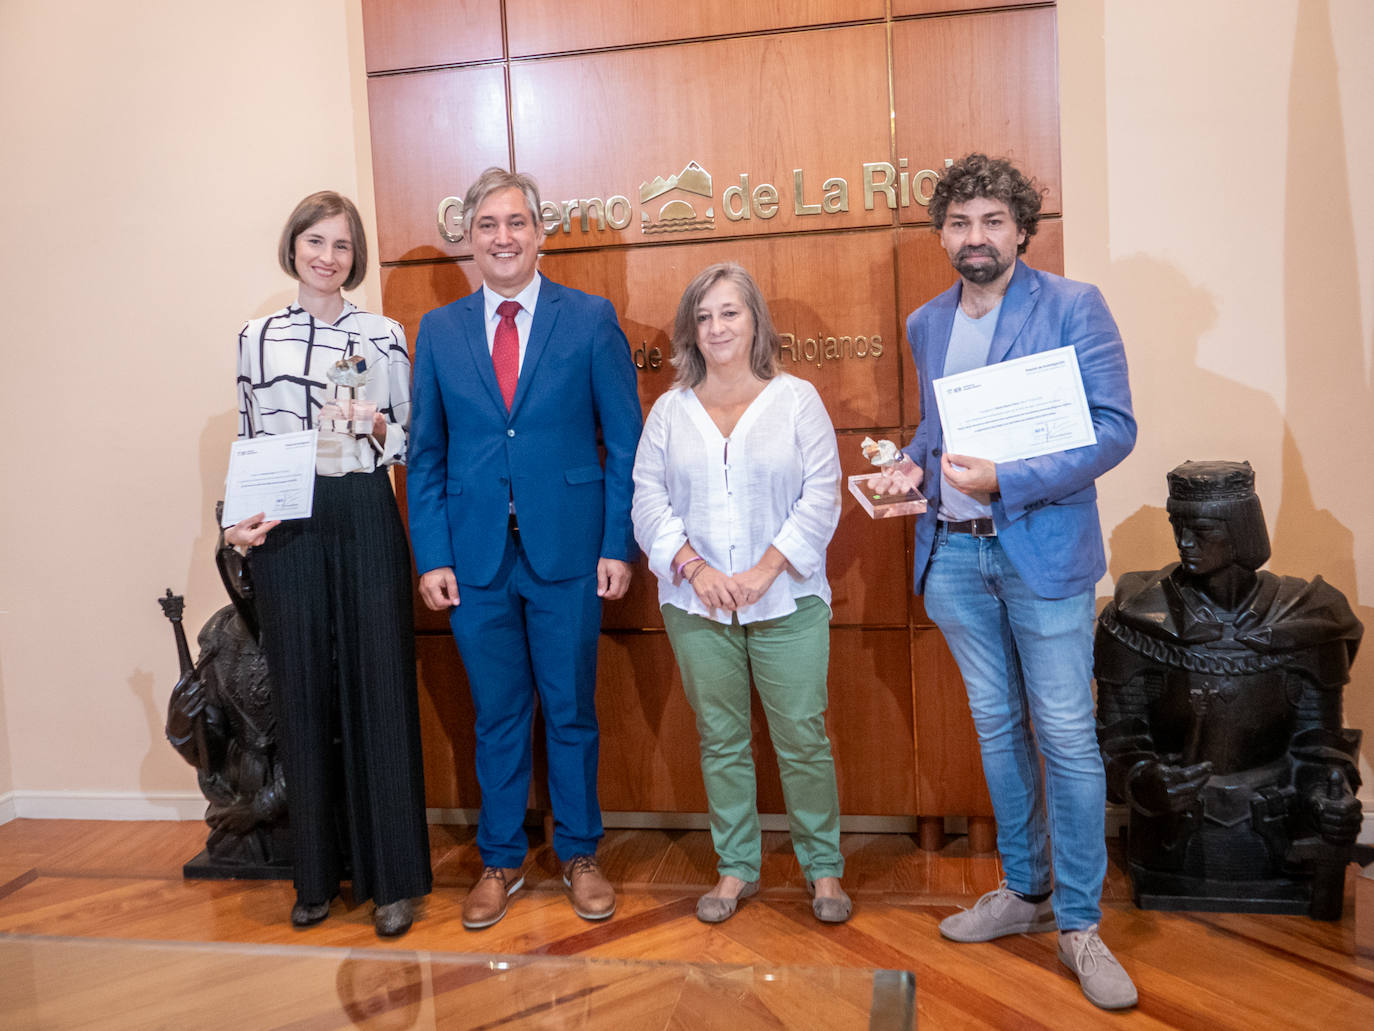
[848,474,927,519]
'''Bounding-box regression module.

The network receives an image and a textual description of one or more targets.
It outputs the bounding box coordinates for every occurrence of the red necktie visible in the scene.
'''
[492,300,521,409]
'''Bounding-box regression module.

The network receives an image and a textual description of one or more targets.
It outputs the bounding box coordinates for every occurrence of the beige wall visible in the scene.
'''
[1061,0,1374,800]
[0,0,379,814]
[0,0,1370,815]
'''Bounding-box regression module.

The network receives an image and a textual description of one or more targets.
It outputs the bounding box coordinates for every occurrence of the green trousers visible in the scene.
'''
[662,596,843,882]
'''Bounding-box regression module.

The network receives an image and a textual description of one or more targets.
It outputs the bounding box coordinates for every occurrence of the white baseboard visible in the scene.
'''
[0,792,15,826]
[7,791,206,822]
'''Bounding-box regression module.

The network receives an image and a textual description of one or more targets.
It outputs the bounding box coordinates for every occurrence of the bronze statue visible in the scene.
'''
[160,513,290,877]
[1095,460,1363,918]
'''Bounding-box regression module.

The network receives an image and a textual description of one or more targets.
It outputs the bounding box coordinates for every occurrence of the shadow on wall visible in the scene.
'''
[1103,254,1284,579]
[142,287,297,800]
[1104,0,1371,791]
[1277,0,1373,778]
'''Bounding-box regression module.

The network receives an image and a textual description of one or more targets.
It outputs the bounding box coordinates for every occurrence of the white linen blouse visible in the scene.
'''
[632,373,841,625]
[237,302,410,476]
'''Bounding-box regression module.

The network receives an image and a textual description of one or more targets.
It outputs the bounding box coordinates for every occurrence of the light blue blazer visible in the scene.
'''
[903,260,1137,600]
[407,278,642,587]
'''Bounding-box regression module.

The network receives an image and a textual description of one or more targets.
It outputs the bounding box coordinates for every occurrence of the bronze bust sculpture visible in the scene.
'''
[1095,461,1363,918]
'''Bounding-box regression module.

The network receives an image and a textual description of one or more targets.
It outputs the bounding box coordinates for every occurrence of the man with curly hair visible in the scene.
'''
[875,153,1138,1009]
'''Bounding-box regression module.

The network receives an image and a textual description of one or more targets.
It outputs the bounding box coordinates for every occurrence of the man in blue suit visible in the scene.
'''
[875,154,1138,1009]
[407,167,642,930]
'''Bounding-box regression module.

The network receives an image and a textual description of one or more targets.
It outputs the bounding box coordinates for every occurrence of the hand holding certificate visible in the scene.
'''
[222,429,318,527]
[933,345,1096,464]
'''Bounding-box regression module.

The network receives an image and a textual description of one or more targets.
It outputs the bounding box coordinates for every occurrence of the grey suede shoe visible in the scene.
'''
[695,880,760,923]
[1058,925,1138,1010]
[938,882,1055,942]
[807,881,852,923]
[374,898,414,938]
[290,899,330,928]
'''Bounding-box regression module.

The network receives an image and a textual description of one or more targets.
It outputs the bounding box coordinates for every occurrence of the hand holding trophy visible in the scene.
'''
[848,436,927,519]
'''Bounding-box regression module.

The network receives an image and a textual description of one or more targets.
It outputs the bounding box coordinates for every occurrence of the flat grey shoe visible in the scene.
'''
[695,880,760,924]
[1058,925,1138,1010]
[939,882,1055,942]
[808,881,852,923]
[374,898,414,938]
[290,899,330,928]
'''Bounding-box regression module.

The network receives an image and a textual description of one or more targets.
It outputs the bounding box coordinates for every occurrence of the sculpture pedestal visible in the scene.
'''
[182,850,292,882]
[1129,862,1313,916]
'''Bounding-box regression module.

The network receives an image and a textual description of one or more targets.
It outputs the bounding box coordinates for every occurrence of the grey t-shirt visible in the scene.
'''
[937,299,1002,522]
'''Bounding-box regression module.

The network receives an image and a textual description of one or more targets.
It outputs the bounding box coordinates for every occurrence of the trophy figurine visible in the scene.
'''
[848,436,927,519]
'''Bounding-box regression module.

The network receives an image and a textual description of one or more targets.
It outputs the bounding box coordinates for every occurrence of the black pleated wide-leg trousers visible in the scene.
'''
[251,467,432,908]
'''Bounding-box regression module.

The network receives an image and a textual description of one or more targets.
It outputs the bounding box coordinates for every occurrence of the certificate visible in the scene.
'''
[933,346,1096,463]
[221,430,318,526]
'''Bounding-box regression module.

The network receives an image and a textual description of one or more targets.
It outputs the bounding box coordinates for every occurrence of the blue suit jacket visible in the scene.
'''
[903,260,1136,599]
[407,278,643,587]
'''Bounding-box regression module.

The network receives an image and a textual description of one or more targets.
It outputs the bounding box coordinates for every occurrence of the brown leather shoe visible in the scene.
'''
[462,867,524,930]
[562,854,615,920]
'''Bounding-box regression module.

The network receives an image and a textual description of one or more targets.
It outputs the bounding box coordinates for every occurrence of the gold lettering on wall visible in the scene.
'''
[435,158,950,242]
[778,332,884,368]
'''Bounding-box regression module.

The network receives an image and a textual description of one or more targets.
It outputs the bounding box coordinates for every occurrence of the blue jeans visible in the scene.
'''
[922,527,1106,929]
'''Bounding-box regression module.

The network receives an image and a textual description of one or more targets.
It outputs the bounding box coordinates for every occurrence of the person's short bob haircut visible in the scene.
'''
[928,153,1044,256]
[460,167,545,240]
[670,262,779,389]
[277,191,368,292]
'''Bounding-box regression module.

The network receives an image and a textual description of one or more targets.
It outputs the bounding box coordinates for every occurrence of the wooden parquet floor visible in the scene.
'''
[0,818,1370,1029]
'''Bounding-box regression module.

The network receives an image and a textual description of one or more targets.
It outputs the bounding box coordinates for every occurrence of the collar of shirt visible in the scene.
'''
[481,273,542,360]
[285,298,359,327]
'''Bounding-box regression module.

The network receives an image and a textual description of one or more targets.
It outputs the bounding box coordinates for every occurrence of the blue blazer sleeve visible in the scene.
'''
[588,296,644,562]
[996,283,1137,523]
[406,308,454,576]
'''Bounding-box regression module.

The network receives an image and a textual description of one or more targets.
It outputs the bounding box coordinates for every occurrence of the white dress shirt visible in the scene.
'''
[237,301,410,476]
[481,273,542,372]
[632,373,841,625]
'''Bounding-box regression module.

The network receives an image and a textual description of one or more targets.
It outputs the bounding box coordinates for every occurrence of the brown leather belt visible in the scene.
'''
[939,517,997,537]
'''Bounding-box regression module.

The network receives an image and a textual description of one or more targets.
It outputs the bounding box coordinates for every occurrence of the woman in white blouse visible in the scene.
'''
[632,262,849,924]
[226,191,431,937]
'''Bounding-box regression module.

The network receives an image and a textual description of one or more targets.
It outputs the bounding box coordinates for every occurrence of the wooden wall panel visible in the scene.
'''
[596,628,914,816]
[829,628,917,815]
[381,232,902,433]
[912,628,992,816]
[594,633,705,812]
[544,231,902,429]
[379,261,481,349]
[367,66,510,263]
[894,0,1036,15]
[510,25,893,249]
[365,1,1064,825]
[362,0,504,73]
[416,635,480,809]
[506,0,886,57]
[892,8,1061,221]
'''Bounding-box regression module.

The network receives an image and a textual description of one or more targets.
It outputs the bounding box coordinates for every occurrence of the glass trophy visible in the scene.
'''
[848,437,927,519]
[318,354,377,437]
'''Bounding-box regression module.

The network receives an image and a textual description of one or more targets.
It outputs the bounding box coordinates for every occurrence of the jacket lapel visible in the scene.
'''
[509,279,560,418]
[458,290,507,414]
[925,283,960,394]
[986,260,1039,365]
